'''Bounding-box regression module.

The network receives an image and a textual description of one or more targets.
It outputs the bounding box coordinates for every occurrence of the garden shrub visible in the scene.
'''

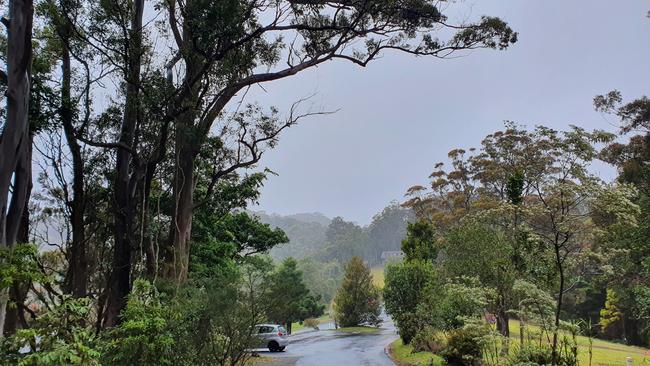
[412,326,447,353]
[0,297,100,366]
[509,343,553,366]
[440,326,485,366]
[303,318,320,329]
[101,279,175,366]
[508,342,578,366]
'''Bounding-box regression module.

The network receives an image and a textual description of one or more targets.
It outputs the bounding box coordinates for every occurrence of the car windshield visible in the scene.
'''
[279,326,286,334]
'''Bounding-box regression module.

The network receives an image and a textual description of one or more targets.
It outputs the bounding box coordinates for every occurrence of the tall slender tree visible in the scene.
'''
[0,0,34,336]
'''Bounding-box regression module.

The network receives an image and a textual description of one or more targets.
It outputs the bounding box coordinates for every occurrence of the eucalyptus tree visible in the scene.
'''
[0,0,34,337]
[594,91,650,345]
[406,123,638,365]
[160,0,517,283]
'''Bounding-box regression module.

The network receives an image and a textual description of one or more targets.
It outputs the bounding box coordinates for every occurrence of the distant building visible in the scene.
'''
[380,251,405,263]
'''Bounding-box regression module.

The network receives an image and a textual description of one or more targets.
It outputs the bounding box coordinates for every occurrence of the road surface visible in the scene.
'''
[254,319,398,366]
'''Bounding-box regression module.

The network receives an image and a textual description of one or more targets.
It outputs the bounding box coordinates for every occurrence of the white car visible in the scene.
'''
[254,324,289,352]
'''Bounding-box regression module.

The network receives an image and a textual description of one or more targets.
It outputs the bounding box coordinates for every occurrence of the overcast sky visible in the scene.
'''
[249,1,650,225]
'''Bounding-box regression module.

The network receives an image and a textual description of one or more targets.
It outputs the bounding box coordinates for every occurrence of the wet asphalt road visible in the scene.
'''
[254,319,398,366]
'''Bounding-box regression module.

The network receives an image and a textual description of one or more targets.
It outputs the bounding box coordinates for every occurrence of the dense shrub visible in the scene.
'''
[508,344,553,366]
[411,326,447,353]
[384,260,436,344]
[101,279,175,366]
[507,342,578,366]
[440,326,486,366]
[303,318,320,329]
[0,297,100,366]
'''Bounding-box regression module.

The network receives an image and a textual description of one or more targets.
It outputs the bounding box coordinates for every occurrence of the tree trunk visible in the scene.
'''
[165,18,202,283]
[104,0,145,328]
[496,293,510,338]
[61,42,88,298]
[167,144,195,282]
[551,243,565,366]
[3,177,31,335]
[0,0,33,337]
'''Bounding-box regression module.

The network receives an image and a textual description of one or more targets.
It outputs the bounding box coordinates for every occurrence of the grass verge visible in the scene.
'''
[332,326,381,334]
[291,313,332,333]
[387,338,444,366]
[388,320,650,366]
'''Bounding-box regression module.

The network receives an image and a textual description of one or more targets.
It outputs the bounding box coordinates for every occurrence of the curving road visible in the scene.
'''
[254,318,398,366]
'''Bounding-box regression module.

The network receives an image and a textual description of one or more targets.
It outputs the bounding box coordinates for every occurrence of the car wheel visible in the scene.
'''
[268,341,279,352]
[278,346,286,352]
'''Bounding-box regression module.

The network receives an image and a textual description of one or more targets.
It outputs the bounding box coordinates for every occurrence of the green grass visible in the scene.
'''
[332,326,381,334]
[371,266,385,289]
[389,320,650,366]
[389,338,444,366]
[291,313,332,333]
[509,320,650,366]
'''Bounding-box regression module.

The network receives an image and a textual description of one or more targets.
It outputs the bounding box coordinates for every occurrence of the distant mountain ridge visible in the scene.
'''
[253,211,331,227]
[250,211,331,260]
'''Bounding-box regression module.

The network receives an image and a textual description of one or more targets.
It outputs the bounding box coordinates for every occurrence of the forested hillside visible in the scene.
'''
[253,204,412,304]
[255,203,413,265]
[254,211,330,260]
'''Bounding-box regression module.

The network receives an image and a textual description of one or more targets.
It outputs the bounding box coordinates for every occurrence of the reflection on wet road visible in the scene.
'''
[255,318,398,366]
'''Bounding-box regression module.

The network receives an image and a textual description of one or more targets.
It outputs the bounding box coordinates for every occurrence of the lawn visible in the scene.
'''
[389,338,444,366]
[509,320,650,366]
[291,313,332,333]
[332,326,381,334]
[371,266,385,289]
[389,320,650,366]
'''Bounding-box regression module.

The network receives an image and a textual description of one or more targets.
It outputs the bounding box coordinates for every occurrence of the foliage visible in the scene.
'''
[333,257,382,327]
[296,258,343,304]
[303,318,320,329]
[191,212,288,279]
[401,220,438,262]
[101,280,174,366]
[511,280,556,332]
[319,217,369,264]
[508,343,555,366]
[0,243,42,290]
[411,326,447,353]
[598,289,624,339]
[367,203,414,264]
[440,325,487,366]
[1,297,100,366]
[384,259,436,344]
[266,257,324,332]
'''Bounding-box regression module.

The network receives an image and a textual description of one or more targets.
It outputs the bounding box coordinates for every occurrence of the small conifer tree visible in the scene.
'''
[333,257,381,327]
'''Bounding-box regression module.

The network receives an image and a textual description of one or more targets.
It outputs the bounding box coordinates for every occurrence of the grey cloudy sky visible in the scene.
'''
[250,1,650,225]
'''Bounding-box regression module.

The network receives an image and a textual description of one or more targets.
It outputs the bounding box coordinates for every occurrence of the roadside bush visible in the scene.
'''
[411,326,447,353]
[440,326,486,366]
[101,279,175,366]
[303,318,320,329]
[384,260,436,344]
[0,297,100,366]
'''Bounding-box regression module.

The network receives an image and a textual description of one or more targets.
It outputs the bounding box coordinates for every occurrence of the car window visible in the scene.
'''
[259,326,274,333]
[278,326,286,334]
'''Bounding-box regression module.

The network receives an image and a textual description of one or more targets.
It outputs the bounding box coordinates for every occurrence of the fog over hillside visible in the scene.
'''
[251,211,331,260]
[252,203,413,264]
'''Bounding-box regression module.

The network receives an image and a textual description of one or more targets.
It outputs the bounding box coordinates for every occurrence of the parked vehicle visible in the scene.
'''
[254,324,289,352]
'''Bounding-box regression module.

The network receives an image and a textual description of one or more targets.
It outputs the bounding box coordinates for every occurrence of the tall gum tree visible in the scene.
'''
[162,0,518,283]
[0,0,34,337]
